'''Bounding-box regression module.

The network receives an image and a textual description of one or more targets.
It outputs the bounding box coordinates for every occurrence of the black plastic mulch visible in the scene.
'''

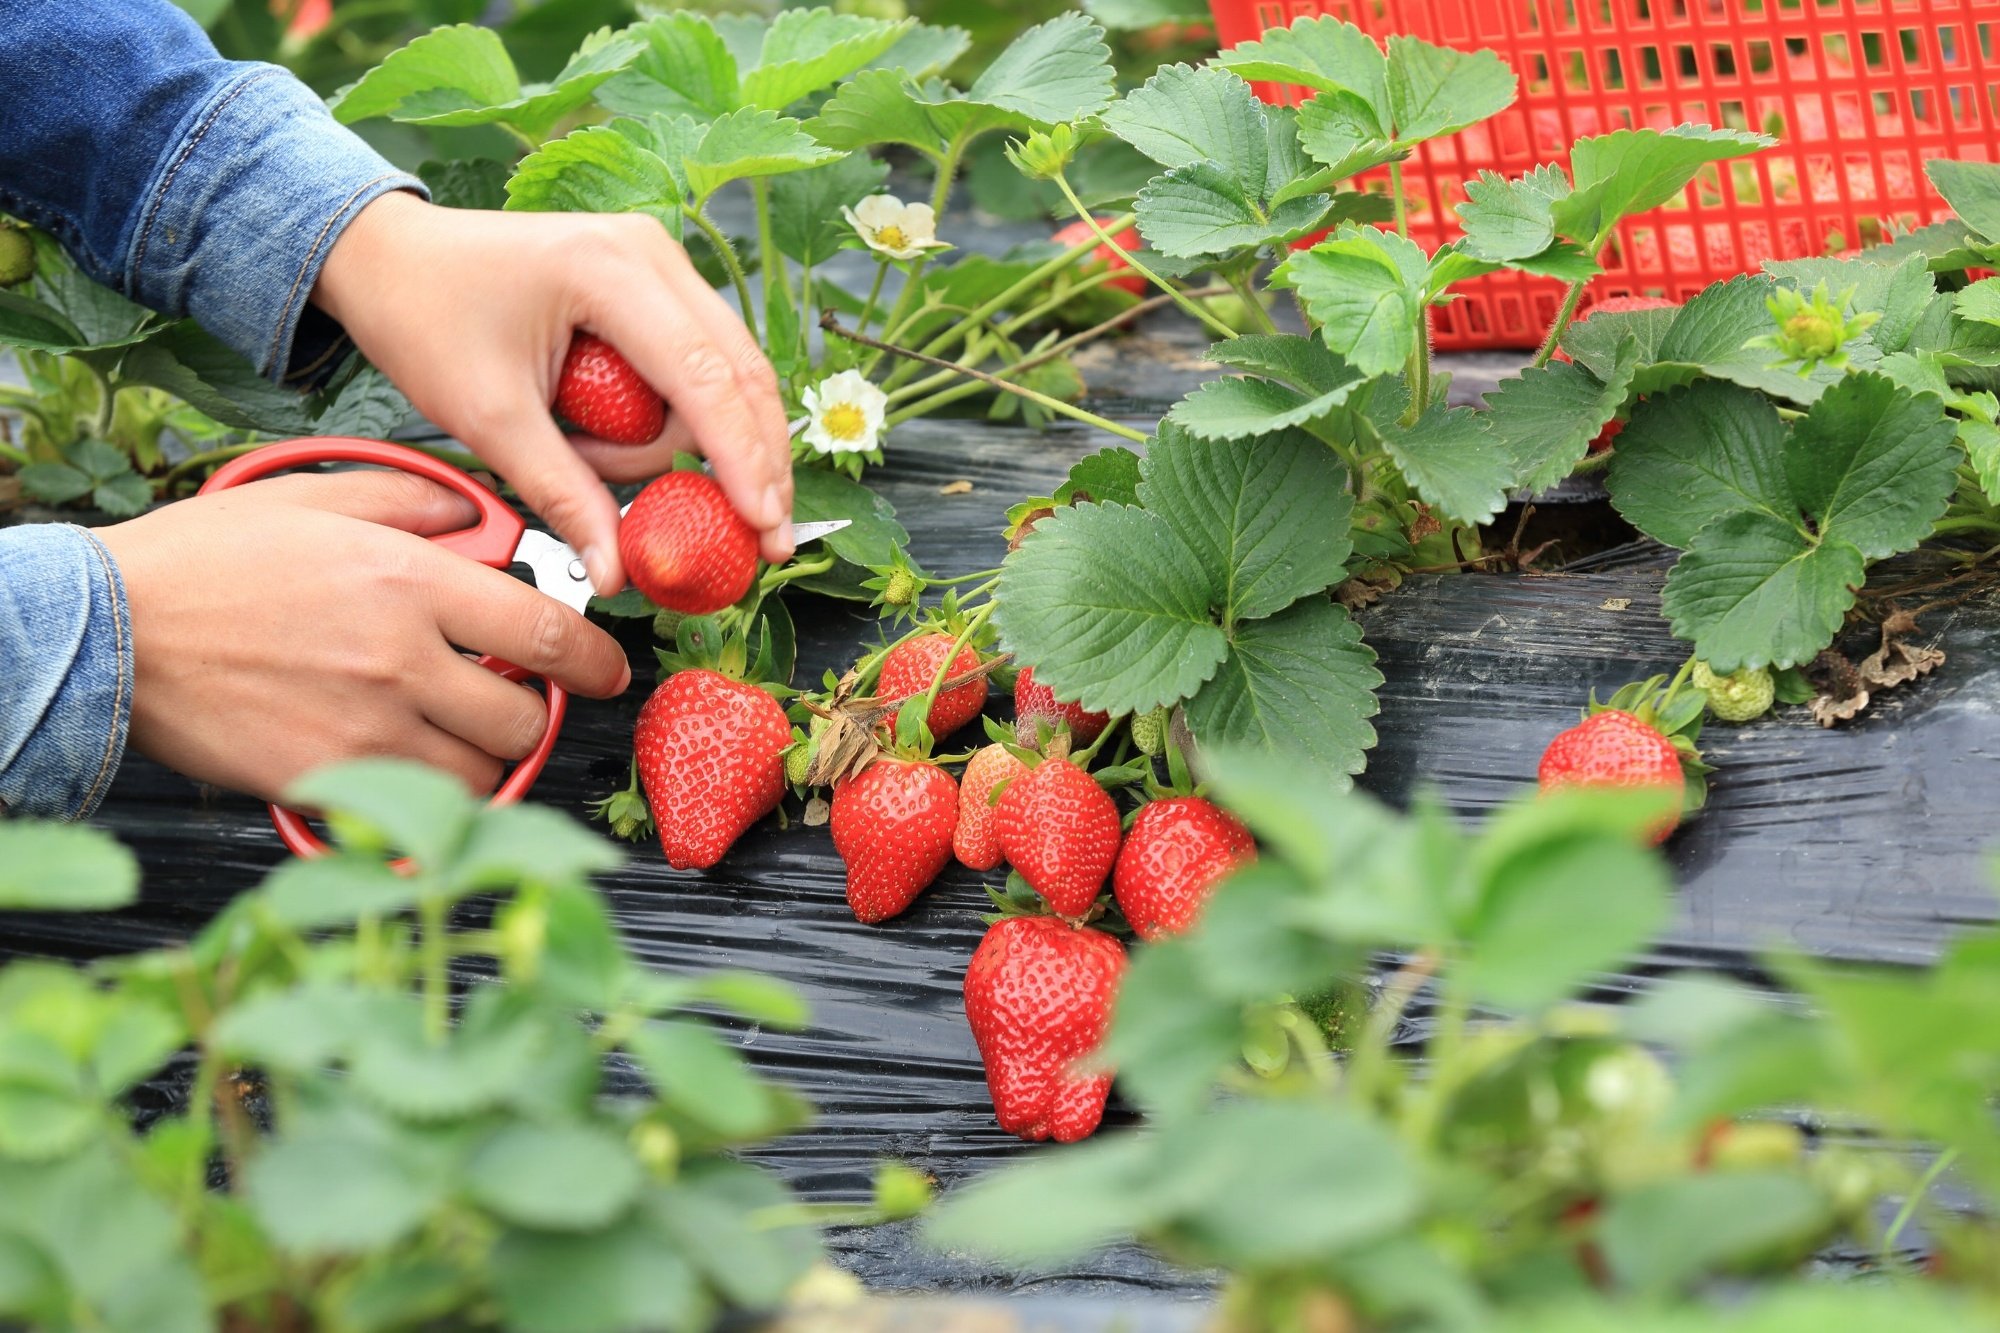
[5,406,1999,1299]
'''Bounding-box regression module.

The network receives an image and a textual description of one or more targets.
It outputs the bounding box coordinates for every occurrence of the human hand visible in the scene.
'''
[96,470,632,802]
[309,191,796,592]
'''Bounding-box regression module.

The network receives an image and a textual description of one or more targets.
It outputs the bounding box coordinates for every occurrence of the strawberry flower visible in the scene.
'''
[842,195,950,262]
[801,369,888,456]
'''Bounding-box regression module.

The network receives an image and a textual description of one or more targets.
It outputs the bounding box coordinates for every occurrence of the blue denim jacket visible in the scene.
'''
[1,0,426,817]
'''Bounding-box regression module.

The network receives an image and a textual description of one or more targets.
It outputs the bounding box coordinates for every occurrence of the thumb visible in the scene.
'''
[446,393,626,596]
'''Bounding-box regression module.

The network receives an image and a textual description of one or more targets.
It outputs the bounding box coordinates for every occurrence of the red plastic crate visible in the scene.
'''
[1210,0,2000,350]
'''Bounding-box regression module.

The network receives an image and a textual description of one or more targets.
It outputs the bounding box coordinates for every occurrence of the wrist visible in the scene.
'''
[310,188,432,330]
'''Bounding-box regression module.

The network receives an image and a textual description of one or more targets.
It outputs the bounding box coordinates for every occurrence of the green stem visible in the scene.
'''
[857,263,888,338]
[499,123,541,155]
[685,207,759,344]
[1882,1148,1957,1267]
[912,603,994,739]
[752,179,791,307]
[758,553,835,591]
[1389,160,1411,240]
[419,896,449,1044]
[0,439,28,467]
[1226,270,1278,336]
[823,313,1147,443]
[1930,515,2000,537]
[1345,951,1437,1110]
[1052,172,1237,341]
[1532,278,1591,367]
[885,277,1220,412]
[881,211,1141,392]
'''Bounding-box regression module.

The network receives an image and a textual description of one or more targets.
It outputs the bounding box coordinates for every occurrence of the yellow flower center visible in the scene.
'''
[875,224,909,250]
[823,402,868,442]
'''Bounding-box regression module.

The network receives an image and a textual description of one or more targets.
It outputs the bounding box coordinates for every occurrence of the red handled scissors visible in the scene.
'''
[197,437,848,860]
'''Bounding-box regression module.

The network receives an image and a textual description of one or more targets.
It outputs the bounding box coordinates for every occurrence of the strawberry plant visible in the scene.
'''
[0,759,939,1332]
[926,746,2000,1326]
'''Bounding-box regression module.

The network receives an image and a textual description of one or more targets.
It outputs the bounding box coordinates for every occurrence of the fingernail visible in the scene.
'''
[583,544,616,595]
[760,483,786,529]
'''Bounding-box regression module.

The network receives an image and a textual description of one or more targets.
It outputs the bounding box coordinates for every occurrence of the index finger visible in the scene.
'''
[423,551,632,701]
[584,260,795,562]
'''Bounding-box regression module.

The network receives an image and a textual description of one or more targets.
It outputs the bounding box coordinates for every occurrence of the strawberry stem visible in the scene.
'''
[1532,279,1590,368]
[1051,170,1238,341]
[822,313,1148,444]
[684,206,760,345]
[878,211,1138,393]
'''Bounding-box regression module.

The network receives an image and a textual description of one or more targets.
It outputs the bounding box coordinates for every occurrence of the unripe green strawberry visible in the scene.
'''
[883,567,920,607]
[0,228,33,287]
[1130,708,1168,756]
[784,739,813,787]
[1692,661,1774,723]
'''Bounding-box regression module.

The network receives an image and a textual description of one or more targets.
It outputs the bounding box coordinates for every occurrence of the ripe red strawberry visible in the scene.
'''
[963,915,1126,1143]
[1013,666,1111,747]
[618,471,757,615]
[955,743,1028,872]
[1112,797,1256,941]
[1537,708,1686,844]
[635,669,790,870]
[877,633,987,739]
[556,333,665,445]
[995,759,1122,918]
[1052,217,1145,297]
[830,758,959,923]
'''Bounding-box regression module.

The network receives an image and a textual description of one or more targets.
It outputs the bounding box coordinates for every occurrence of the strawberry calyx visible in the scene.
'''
[652,609,794,702]
[589,755,656,843]
[1586,662,1715,812]
[980,872,1124,932]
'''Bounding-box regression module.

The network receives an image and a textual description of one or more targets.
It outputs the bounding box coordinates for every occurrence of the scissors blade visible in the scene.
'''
[514,516,852,613]
[513,529,597,615]
[793,518,850,542]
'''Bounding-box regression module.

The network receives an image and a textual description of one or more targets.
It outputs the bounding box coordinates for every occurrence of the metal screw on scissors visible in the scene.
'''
[197,438,848,860]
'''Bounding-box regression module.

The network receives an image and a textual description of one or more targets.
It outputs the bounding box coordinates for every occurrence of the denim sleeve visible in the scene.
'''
[0,526,133,820]
[0,0,428,384]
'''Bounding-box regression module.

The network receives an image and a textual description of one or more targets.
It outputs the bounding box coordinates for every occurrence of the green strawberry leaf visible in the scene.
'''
[1954,275,2000,329]
[17,462,93,506]
[1617,374,1959,670]
[594,12,739,121]
[1606,381,1792,549]
[92,472,152,518]
[1271,225,1427,377]
[1060,446,1143,508]
[963,12,1116,127]
[1926,158,2000,243]
[417,158,510,211]
[868,22,972,78]
[504,124,687,234]
[1286,93,1400,192]
[1204,333,1351,388]
[465,1123,643,1232]
[1384,35,1515,142]
[1551,125,1773,246]
[1098,64,1271,196]
[1558,299,1679,376]
[682,107,840,204]
[1134,161,1330,259]
[118,322,317,435]
[1458,165,1570,263]
[1183,598,1381,786]
[995,502,1229,716]
[789,465,908,599]
[1379,405,1519,527]
[0,293,95,356]
[1138,423,1353,622]
[738,9,912,112]
[1481,338,1640,494]
[1605,274,1866,405]
[0,823,138,911]
[1214,15,1388,105]
[768,153,890,268]
[807,71,1021,159]
[332,24,642,140]
[1784,371,1960,559]
[1166,373,1368,440]
[1659,511,1865,673]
